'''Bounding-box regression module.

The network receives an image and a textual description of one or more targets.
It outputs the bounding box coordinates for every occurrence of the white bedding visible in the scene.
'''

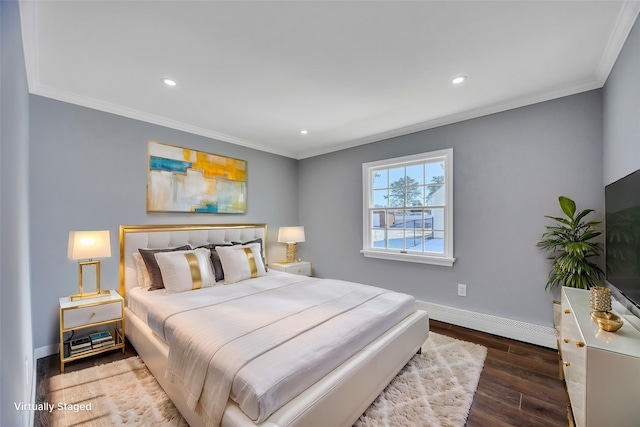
[128,271,416,427]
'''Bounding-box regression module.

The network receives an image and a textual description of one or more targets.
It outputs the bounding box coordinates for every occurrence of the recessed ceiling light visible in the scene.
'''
[162,78,177,87]
[452,76,467,85]
[299,130,308,135]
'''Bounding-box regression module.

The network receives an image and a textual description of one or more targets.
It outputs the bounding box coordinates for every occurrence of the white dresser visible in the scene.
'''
[560,287,640,427]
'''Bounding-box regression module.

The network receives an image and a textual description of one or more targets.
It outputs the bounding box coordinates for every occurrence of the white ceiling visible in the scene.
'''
[20,1,640,159]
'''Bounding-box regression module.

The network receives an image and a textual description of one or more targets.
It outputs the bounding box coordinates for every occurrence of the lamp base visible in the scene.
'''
[73,259,106,301]
[285,243,298,263]
[70,290,110,301]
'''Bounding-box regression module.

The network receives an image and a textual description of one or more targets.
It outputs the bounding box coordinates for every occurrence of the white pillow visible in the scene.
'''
[216,243,267,284]
[154,248,216,292]
[132,252,151,288]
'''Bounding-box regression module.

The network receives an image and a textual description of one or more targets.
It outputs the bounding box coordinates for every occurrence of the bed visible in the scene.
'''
[119,223,429,427]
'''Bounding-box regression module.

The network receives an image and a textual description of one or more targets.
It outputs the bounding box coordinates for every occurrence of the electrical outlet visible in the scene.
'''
[458,283,467,297]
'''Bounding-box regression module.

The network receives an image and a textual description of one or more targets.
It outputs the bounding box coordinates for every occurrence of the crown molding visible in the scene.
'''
[31,84,297,159]
[595,0,640,86]
[295,78,602,159]
[20,0,640,162]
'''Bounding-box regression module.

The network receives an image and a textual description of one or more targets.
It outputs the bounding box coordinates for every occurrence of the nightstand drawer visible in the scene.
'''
[286,264,311,276]
[62,300,123,329]
[270,261,312,276]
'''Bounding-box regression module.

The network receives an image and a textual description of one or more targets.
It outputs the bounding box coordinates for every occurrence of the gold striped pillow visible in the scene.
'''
[216,243,267,284]
[153,248,216,292]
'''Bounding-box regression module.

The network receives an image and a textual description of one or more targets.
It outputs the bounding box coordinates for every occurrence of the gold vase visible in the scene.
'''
[590,286,611,312]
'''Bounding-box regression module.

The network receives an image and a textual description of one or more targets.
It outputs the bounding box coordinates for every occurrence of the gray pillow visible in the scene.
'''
[195,244,233,281]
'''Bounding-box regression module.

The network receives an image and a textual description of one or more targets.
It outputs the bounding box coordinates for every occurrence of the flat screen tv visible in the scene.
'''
[606,168,640,312]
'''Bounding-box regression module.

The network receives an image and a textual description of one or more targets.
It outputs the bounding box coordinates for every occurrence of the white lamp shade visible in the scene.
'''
[278,226,305,243]
[68,230,112,260]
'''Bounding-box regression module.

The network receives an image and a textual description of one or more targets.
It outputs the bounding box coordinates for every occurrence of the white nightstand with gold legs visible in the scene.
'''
[59,289,125,372]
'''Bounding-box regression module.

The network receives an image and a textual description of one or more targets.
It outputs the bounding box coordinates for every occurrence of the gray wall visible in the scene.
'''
[29,96,299,350]
[1,1,34,425]
[603,16,640,315]
[298,90,604,327]
[604,16,640,185]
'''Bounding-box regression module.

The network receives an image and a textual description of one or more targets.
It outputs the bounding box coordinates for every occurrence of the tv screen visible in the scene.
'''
[606,169,640,310]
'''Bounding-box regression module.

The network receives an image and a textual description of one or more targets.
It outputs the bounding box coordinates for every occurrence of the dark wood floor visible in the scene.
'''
[36,321,569,426]
[430,320,569,427]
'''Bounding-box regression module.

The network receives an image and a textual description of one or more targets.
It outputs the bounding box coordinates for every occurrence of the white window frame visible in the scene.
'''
[361,148,455,267]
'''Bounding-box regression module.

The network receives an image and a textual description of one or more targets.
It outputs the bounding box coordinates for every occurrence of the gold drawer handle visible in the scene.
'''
[564,309,571,314]
[564,362,571,367]
[576,341,585,348]
[563,338,570,343]
[90,312,96,318]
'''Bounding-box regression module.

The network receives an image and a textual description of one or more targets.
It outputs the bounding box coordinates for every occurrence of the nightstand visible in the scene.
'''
[270,260,312,277]
[59,289,125,372]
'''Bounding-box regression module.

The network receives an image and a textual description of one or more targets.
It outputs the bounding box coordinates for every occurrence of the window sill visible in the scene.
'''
[360,250,455,267]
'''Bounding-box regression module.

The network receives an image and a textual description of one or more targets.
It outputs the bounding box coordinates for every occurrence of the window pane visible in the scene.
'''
[372,170,388,189]
[430,207,445,230]
[389,167,404,184]
[388,209,403,229]
[387,229,404,249]
[425,184,444,206]
[406,185,423,207]
[373,189,388,207]
[371,229,386,248]
[387,182,405,207]
[406,164,424,185]
[426,161,445,184]
[404,209,423,229]
[371,210,386,229]
[405,227,424,252]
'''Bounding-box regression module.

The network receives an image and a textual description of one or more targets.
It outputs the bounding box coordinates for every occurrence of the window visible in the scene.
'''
[362,148,454,266]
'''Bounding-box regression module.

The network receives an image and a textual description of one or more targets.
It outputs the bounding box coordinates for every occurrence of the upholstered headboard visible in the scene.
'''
[119,224,267,300]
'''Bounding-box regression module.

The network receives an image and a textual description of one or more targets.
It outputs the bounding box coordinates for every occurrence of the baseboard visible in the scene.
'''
[417,300,557,348]
[35,343,59,360]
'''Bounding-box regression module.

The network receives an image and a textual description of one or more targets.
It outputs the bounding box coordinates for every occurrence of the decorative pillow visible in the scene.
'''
[153,248,216,293]
[132,252,151,288]
[232,238,267,271]
[216,243,267,284]
[139,245,191,291]
[195,243,233,281]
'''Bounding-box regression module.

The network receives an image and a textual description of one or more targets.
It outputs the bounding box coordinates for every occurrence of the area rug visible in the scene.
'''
[355,332,488,427]
[44,333,486,427]
[46,357,187,426]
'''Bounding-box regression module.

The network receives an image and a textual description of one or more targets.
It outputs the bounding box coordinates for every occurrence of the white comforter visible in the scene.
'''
[142,272,415,427]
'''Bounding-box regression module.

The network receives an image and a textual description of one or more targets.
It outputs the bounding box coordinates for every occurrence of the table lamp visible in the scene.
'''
[278,226,305,263]
[68,230,111,300]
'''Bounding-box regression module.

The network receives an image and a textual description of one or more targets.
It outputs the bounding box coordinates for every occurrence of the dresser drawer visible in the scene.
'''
[62,300,123,329]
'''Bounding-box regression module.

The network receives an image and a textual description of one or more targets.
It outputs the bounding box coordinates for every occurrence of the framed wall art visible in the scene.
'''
[147,141,247,213]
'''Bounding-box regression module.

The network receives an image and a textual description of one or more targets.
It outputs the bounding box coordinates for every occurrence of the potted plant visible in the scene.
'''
[537,196,604,290]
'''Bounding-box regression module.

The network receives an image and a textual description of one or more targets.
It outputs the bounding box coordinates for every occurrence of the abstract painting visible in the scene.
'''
[147,141,247,213]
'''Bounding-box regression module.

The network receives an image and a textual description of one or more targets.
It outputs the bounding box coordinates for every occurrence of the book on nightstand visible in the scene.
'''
[69,346,93,356]
[69,336,91,351]
[90,331,114,349]
[67,336,93,356]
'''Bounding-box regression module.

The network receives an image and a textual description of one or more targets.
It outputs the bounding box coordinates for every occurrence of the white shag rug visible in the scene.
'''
[45,333,486,427]
[47,356,187,426]
[354,332,488,427]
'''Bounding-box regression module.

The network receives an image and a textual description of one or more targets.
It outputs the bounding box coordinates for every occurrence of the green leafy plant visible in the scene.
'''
[537,196,604,290]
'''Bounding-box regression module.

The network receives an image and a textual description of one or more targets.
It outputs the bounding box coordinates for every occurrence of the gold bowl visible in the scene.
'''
[591,311,624,332]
